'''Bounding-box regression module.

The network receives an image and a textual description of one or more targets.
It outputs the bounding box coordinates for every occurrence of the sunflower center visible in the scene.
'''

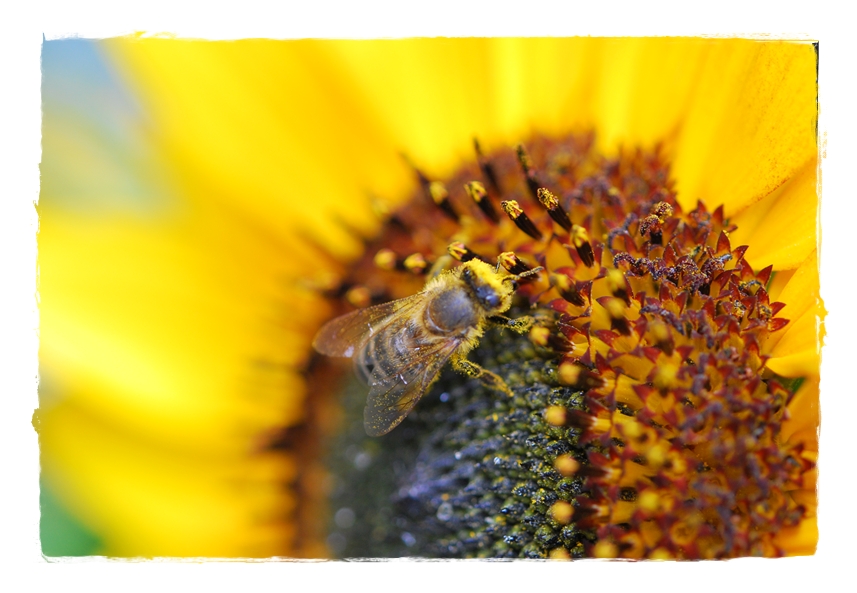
[321,132,813,559]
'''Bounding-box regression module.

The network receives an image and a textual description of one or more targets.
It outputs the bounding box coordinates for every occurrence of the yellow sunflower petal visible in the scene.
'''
[729,156,819,270]
[39,205,327,454]
[773,515,817,556]
[670,40,817,215]
[781,377,820,449]
[318,38,592,173]
[765,250,824,377]
[587,37,710,152]
[37,401,297,557]
[107,38,412,259]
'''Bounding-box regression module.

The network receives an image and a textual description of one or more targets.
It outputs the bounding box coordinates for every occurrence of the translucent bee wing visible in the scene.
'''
[312,294,423,358]
[363,339,460,437]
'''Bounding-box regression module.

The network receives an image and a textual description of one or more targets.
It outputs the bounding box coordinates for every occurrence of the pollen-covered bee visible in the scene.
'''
[313,259,542,436]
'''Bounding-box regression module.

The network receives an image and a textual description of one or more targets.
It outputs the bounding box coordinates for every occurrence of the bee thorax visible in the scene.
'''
[425,286,480,333]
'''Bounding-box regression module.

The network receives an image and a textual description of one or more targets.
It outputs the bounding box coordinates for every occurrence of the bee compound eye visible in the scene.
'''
[475,285,500,309]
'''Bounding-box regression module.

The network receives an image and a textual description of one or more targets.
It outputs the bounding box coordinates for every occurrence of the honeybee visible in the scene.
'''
[313,259,542,436]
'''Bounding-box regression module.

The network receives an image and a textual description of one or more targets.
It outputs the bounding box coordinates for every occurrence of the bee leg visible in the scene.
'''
[451,354,513,396]
[488,314,534,335]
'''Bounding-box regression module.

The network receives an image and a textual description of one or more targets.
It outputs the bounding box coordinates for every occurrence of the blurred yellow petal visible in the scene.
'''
[108,38,412,258]
[38,402,296,557]
[39,39,336,556]
[587,37,709,152]
[39,205,327,453]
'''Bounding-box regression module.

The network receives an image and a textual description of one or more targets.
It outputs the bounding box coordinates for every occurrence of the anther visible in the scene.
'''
[649,321,674,355]
[549,501,574,525]
[637,490,660,514]
[373,248,399,271]
[498,251,534,276]
[652,363,680,394]
[537,188,573,232]
[403,253,429,274]
[530,326,551,347]
[557,362,605,390]
[570,225,595,267]
[473,138,502,195]
[428,181,459,221]
[548,548,572,561]
[345,285,372,309]
[639,201,674,245]
[550,273,585,307]
[554,453,581,477]
[516,144,542,201]
[601,297,632,336]
[546,406,610,434]
[593,541,618,559]
[651,201,674,219]
[501,200,544,240]
[605,268,631,305]
[447,241,491,263]
[464,180,500,223]
[407,159,456,222]
[545,405,569,427]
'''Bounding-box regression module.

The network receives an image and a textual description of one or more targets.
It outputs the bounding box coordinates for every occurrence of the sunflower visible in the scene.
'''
[37,37,821,558]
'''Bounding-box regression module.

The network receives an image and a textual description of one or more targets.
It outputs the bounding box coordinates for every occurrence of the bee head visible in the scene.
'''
[459,260,513,313]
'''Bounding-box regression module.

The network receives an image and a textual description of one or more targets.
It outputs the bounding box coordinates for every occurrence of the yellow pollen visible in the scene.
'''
[464,181,487,202]
[638,490,660,514]
[549,501,574,525]
[548,548,572,561]
[645,442,668,469]
[621,418,643,439]
[650,547,673,561]
[605,297,626,319]
[374,248,397,271]
[666,451,688,476]
[545,405,567,426]
[498,252,523,273]
[537,187,559,209]
[653,363,679,391]
[447,241,468,261]
[501,199,523,219]
[403,253,427,273]
[345,286,371,308]
[571,224,590,248]
[605,268,625,294]
[529,326,551,347]
[593,540,618,559]
[554,454,580,477]
[551,273,572,292]
[650,321,670,344]
[651,201,674,219]
[428,181,448,204]
[557,362,580,386]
